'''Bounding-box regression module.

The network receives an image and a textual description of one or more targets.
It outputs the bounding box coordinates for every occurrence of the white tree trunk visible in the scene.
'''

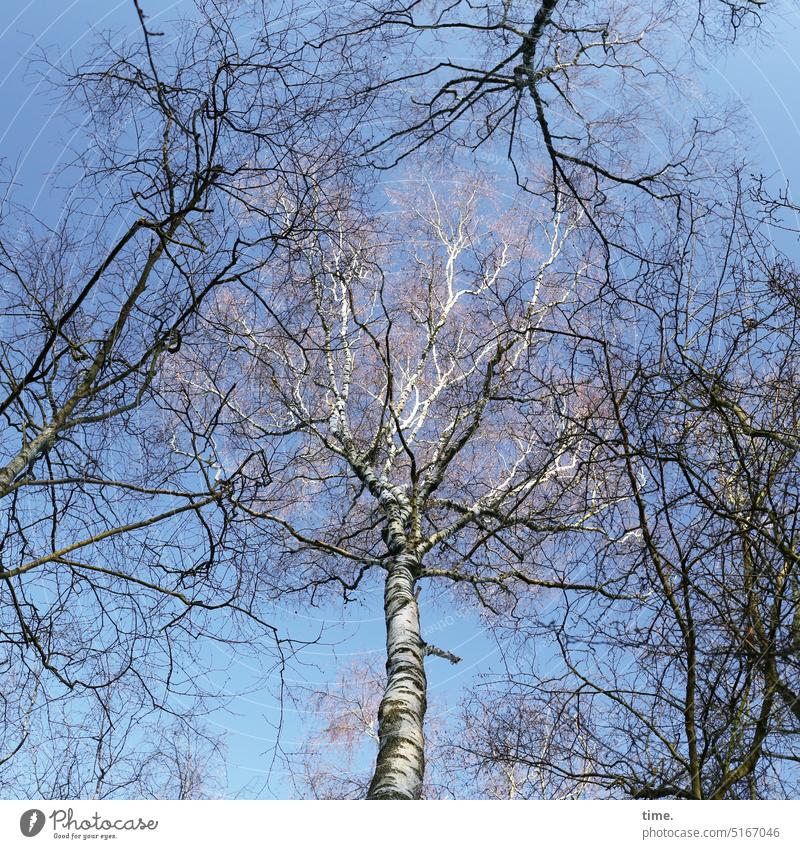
[366,554,427,799]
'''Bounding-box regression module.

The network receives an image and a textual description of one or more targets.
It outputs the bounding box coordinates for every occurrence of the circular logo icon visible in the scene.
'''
[20,810,45,837]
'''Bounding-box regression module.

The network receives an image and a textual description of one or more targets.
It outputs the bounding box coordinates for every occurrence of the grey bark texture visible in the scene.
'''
[367,555,427,800]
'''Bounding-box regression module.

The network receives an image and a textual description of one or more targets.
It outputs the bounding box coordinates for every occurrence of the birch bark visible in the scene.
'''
[366,553,427,800]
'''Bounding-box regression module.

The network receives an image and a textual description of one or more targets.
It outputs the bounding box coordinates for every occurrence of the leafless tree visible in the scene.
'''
[182,173,642,798]
[289,656,461,799]
[0,0,354,796]
[1,0,792,801]
[301,0,770,260]
[439,175,800,799]
[292,662,383,800]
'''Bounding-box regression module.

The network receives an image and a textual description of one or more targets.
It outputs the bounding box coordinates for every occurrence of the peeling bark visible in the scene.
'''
[366,554,427,800]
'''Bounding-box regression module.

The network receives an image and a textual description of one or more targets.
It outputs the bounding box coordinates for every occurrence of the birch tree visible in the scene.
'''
[1,0,788,799]
[187,177,631,798]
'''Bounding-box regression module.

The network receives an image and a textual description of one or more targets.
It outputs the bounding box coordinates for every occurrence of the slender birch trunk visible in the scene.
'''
[366,553,427,799]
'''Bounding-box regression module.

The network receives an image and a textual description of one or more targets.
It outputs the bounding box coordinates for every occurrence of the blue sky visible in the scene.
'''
[3,0,800,798]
